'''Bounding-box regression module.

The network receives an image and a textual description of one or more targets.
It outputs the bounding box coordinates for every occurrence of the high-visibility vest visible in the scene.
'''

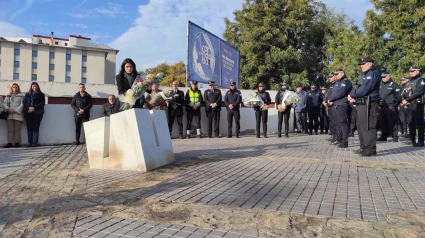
[189,90,200,103]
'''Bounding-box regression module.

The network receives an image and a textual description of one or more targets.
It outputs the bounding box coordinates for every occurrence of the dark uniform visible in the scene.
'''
[326,74,337,141]
[349,75,363,137]
[254,83,271,138]
[378,73,402,142]
[306,85,322,135]
[401,66,425,147]
[350,58,381,156]
[185,81,203,138]
[204,81,222,138]
[329,70,352,147]
[168,88,185,138]
[275,82,292,138]
[224,82,242,138]
[319,86,329,134]
[398,77,409,137]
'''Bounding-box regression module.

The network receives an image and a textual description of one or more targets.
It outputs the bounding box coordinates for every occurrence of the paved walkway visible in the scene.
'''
[0,133,424,237]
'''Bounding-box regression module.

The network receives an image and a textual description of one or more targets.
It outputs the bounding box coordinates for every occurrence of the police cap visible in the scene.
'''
[381,72,390,77]
[258,82,265,87]
[191,80,198,85]
[208,81,215,86]
[409,66,421,72]
[333,69,345,74]
[230,81,236,86]
[296,84,302,88]
[401,76,409,81]
[320,86,327,90]
[281,82,288,86]
[328,73,334,78]
[358,57,374,65]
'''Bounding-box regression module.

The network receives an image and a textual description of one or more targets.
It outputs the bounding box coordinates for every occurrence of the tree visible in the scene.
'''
[224,0,318,90]
[140,61,187,87]
[363,0,425,82]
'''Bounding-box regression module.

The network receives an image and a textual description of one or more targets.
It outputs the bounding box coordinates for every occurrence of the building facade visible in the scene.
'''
[0,34,118,84]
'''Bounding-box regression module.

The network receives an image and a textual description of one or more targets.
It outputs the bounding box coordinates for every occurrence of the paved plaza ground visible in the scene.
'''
[1,133,425,237]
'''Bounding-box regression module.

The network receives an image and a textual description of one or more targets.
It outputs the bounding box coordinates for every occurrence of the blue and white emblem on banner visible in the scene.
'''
[192,32,216,81]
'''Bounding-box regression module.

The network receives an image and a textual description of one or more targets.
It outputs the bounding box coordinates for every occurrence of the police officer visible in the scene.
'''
[378,72,402,142]
[275,82,292,138]
[224,81,242,138]
[306,84,322,135]
[254,82,271,138]
[398,76,409,137]
[204,81,222,138]
[401,66,425,147]
[328,69,352,148]
[349,75,363,137]
[348,57,381,156]
[319,86,329,134]
[324,73,337,141]
[185,80,203,138]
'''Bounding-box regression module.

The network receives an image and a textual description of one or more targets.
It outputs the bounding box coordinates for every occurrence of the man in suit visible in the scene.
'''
[204,81,222,138]
[168,81,185,139]
[102,94,120,117]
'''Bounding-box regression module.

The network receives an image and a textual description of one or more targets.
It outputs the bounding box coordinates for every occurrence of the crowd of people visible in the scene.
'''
[1,57,423,157]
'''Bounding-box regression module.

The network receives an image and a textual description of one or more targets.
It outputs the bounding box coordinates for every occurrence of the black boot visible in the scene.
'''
[263,132,267,138]
[285,131,289,138]
[348,130,354,137]
[228,131,232,138]
[15,143,20,148]
[4,143,13,148]
[278,131,282,138]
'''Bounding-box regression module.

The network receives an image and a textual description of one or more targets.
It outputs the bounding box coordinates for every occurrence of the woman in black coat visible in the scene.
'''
[116,58,150,108]
[23,82,45,147]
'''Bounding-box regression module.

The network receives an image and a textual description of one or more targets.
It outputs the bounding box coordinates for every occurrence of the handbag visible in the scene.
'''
[0,96,9,120]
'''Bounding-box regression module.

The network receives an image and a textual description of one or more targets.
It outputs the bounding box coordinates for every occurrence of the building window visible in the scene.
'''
[32,74,37,81]
[49,75,54,82]
[82,67,87,73]
[82,55,87,62]
[13,73,19,80]
[49,64,54,70]
[65,43,68,46]
[66,54,71,60]
[32,62,37,69]
[32,50,38,57]
[14,61,20,68]
[49,52,55,58]
[14,49,20,55]
[55,41,58,45]
[65,76,71,82]
[81,78,87,84]
[66,65,71,71]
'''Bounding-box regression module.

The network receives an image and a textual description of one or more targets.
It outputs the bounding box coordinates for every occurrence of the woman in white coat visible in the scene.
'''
[3,83,24,148]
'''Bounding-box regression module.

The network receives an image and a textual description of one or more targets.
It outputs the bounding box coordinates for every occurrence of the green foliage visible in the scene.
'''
[140,61,187,87]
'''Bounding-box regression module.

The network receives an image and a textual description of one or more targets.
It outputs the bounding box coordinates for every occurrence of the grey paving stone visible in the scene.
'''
[173,231,193,238]
[123,230,145,237]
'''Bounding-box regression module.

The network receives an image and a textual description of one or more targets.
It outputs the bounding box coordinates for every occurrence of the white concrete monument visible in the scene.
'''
[85,109,175,172]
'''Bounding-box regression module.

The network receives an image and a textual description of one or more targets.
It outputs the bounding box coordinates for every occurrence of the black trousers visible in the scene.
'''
[319,107,329,133]
[227,109,240,136]
[379,106,398,139]
[255,110,268,135]
[278,106,291,132]
[25,113,43,144]
[406,103,424,143]
[186,110,201,129]
[328,106,335,136]
[207,111,220,136]
[334,105,349,144]
[350,106,357,132]
[398,106,408,134]
[357,102,378,152]
[168,115,183,136]
[307,107,320,133]
[75,116,89,141]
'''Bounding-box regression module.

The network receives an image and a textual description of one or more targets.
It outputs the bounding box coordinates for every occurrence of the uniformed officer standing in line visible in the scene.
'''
[349,75,363,137]
[224,81,242,138]
[185,80,203,138]
[377,72,402,142]
[204,81,222,138]
[254,82,271,138]
[400,66,425,147]
[275,82,293,138]
[348,57,381,156]
[328,69,352,148]
[398,76,409,138]
[306,84,322,135]
[324,73,337,141]
[319,86,329,134]
[168,81,185,139]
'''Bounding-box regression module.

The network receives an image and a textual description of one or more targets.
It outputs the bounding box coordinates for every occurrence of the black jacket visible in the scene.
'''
[102,100,120,117]
[204,88,222,112]
[403,74,425,103]
[254,90,271,111]
[116,74,133,95]
[350,66,381,102]
[23,92,45,115]
[379,79,401,106]
[71,91,93,118]
[306,90,323,109]
[224,89,242,110]
[168,89,185,117]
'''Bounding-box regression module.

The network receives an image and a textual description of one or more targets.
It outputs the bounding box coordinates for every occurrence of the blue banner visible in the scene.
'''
[187,21,240,88]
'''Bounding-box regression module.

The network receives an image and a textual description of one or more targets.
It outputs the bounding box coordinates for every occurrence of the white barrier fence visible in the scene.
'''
[0,105,295,145]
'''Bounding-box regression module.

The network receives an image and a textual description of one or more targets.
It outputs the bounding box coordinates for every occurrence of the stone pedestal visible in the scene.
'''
[85,109,175,172]
[84,117,110,169]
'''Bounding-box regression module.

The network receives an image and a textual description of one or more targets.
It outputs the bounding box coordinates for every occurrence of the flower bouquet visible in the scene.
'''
[151,91,172,107]
[243,92,263,107]
[118,73,164,110]
[278,91,300,112]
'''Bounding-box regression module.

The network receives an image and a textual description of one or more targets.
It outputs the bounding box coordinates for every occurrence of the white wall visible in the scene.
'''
[0,105,294,145]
